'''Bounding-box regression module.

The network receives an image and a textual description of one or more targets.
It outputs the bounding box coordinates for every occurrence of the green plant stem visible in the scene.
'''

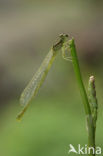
[88,76,98,150]
[69,38,95,156]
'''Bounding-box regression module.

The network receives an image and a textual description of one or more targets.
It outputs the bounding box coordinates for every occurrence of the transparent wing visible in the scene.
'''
[17,49,56,120]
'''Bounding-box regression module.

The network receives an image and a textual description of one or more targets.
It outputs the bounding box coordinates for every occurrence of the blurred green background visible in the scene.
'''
[0,0,103,156]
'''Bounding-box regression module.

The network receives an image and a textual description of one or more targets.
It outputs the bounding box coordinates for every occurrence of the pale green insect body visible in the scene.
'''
[17,34,70,120]
[17,49,57,120]
[20,49,56,106]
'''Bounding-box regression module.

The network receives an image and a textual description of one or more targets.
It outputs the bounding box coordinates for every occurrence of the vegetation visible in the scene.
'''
[17,34,98,155]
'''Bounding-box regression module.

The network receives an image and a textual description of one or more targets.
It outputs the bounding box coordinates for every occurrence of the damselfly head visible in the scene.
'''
[59,33,68,37]
[59,33,69,41]
[53,34,69,51]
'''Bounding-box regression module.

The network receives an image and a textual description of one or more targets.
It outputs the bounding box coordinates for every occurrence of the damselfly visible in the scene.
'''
[17,34,71,120]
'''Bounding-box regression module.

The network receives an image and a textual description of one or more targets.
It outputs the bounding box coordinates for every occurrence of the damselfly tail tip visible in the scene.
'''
[16,115,22,122]
[16,110,25,121]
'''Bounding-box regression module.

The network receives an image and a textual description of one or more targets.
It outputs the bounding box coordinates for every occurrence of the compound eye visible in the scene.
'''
[59,33,68,39]
[65,34,68,37]
[59,33,64,37]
